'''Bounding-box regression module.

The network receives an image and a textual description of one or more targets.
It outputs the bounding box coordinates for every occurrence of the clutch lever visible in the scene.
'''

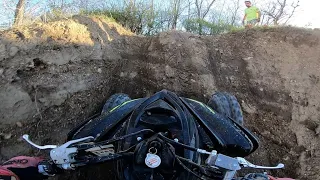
[237,157,284,169]
[23,134,57,149]
[23,134,94,150]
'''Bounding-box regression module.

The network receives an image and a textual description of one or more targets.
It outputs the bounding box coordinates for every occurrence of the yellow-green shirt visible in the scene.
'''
[245,6,259,21]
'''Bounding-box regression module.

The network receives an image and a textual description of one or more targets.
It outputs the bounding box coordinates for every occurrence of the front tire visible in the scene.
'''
[101,93,131,115]
[207,92,244,125]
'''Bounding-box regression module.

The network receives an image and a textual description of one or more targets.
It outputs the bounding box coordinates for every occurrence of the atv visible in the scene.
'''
[23,90,284,180]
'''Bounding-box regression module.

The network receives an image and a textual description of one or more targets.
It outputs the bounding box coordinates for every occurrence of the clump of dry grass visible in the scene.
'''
[0,15,134,48]
[90,16,134,36]
[39,20,94,45]
[1,19,93,47]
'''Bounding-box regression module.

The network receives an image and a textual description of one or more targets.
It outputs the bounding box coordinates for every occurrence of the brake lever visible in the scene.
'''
[236,157,284,169]
[50,136,94,165]
[23,134,94,169]
[23,134,57,149]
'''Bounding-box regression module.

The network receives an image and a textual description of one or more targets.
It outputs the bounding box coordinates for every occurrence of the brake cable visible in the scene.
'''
[176,156,206,180]
[160,133,222,179]
[158,133,198,152]
[176,156,202,168]
[118,144,137,153]
[177,156,223,179]
[76,129,154,150]
[167,145,206,180]
[96,129,154,145]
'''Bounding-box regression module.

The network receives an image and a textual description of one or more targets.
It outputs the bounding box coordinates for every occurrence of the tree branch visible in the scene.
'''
[202,0,216,18]
[195,0,201,18]
[2,0,16,11]
[284,0,299,24]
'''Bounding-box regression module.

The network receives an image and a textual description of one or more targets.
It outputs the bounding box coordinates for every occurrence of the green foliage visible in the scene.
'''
[229,25,274,33]
[80,9,117,22]
[183,18,236,35]
[81,3,165,36]
[230,26,245,32]
[45,1,246,36]
[81,8,145,34]
[51,8,64,18]
[44,5,75,22]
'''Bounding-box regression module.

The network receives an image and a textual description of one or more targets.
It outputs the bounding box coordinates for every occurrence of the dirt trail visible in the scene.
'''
[0,16,320,179]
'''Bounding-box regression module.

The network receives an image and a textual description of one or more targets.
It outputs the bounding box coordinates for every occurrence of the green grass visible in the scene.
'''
[230,26,245,32]
[79,9,117,23]
[230,25,277,33]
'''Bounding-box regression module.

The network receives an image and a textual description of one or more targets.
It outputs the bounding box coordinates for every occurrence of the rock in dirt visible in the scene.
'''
[242,57,253,61]
[0,43,6,58]
[2,133,12,140]
[0,84,36,125]
[165,65,175,78]
[120,72,126,77]
[241,101,257,114]
[129,72,137,78]
[16,122,23,127]
[316,125,320,135]
[9,46,19,57]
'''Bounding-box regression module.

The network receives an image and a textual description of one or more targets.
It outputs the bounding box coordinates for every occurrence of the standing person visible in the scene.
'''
[242,1,261,28]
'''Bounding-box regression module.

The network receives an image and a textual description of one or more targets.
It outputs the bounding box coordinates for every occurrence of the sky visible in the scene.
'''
[253,0,319,28]
[1,0,319,28]
[290,0,319,28]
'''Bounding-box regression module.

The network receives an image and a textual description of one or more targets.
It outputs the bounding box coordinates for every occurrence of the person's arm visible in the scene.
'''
[269,176,295,180]
[243,14,247,25]
[242,173,295,180]
[256,8,261,22]
[0,166,20,180]
[0,156,60,180]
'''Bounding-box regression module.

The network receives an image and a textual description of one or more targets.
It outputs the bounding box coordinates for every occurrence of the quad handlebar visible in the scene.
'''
[23,133,284,179]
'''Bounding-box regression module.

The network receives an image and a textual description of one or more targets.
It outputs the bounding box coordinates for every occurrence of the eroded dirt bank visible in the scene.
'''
[1,16,320,179]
